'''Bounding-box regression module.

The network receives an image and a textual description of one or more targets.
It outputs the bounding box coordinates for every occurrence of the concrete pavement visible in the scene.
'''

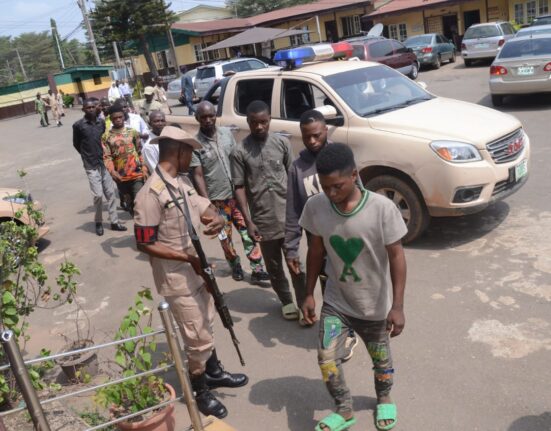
[0,62,550,430]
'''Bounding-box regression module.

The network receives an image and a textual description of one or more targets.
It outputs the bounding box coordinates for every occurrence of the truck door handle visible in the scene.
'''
[228,124,240,132]
[275,131,292,138]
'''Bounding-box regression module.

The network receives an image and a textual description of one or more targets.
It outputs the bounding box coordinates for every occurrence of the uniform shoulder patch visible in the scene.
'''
[150,180,166,194]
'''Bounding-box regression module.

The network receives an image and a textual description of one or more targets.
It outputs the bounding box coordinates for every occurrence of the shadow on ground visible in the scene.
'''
[508,412,551,430]
[478,92,551,110]
[408,200,510,251]
[225,288,318,350]
[249,376,375,431]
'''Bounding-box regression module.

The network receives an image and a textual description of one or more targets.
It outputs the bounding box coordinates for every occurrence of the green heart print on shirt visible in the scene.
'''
[329,235,364,282]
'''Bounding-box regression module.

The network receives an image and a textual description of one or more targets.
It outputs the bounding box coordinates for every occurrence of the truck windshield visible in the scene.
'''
[323,65,432,117]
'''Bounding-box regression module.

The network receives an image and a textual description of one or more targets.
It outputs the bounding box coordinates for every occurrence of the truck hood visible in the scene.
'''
[368,98,522,148]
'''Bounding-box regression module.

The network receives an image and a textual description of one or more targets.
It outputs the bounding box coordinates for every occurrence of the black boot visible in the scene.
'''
[205,350,248,389]
[191,373,227,419]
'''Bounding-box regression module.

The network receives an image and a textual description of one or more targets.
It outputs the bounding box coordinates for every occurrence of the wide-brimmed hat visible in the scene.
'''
[150,126,201,149]
[143,86,155,95]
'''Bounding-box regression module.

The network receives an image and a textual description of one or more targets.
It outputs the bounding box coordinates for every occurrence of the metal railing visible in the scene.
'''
[0,301,205,431]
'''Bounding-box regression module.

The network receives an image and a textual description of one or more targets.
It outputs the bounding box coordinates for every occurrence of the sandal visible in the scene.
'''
[375,403,397,430]
[315,412,356,431]
[281,303,299,320]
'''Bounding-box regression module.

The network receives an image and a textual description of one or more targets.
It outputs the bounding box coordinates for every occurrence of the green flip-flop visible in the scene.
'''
[375,403,397,430]
[315,413,357,431]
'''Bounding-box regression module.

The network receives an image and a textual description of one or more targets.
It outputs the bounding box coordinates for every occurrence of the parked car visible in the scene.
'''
[462,22,516,66]
[531,14,551,26]
[489,34,551,106]
[167,69,197,101]
[194,57,270,98]
[0,188,49,240]
[404,33,456,68]
[350,38,420,79]
[515,23,551,37]
[168,56,530,242]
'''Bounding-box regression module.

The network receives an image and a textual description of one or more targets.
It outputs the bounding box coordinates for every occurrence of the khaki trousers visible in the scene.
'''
[166,283,215,375]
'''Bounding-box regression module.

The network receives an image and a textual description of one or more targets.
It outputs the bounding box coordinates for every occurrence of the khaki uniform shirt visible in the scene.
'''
[134,166,211,296]
[231,133,293,240]
[138,99,165,122]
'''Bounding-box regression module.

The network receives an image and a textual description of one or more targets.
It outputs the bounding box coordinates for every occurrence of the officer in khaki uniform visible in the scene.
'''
[133,126,248,420]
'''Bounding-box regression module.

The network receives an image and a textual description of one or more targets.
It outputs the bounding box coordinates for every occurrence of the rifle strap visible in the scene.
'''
[155,166,199,242]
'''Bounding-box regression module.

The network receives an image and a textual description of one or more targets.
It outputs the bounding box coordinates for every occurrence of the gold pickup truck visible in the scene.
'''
[169,60,529,243]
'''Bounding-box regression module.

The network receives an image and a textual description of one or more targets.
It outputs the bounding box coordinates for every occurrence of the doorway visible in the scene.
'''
[463,10,481,32]
[74,77,85,104]
[325,20,337,42]
[442,14,459,47]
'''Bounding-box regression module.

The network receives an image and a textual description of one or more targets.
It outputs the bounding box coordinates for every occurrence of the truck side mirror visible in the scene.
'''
[315,105,344,127]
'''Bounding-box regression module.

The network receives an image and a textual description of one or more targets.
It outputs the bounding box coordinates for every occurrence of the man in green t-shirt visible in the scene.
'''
[299,143,407,431]
[34,93,49,127]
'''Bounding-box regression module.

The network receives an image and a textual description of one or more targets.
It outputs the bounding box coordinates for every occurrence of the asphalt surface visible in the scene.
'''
[1,59,550,431]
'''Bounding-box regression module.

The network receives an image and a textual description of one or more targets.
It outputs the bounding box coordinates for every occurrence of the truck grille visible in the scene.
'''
[486,129,525,164]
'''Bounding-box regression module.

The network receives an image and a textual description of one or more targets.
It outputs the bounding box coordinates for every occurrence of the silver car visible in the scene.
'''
[489,34,551,106]
[194,58,269,98]
[515,24,551,37]
[462,22,516,66]
[167,69,197,100]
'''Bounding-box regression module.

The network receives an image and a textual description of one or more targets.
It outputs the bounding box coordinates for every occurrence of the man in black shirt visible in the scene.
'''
[73,98,126,236]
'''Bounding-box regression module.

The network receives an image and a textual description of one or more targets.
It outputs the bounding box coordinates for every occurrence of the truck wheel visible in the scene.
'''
[365,175,429,244]
[464,59,472,67]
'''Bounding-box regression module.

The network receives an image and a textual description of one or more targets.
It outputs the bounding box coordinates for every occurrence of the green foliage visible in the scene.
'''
[62,94,74,107]
[0,171,81,403]
[227,0,315,18]
[80,410,116,430]
[95,288,167,421]
[90,0,177,74]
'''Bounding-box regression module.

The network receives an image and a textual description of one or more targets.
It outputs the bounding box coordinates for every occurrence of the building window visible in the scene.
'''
[92,74,101,85]
[193,44,205,62]
[539,0,549,15]
[341,15,361,37]
[389,23,408,41]
[514,3,525,24]
[290,26,310,46]
[527,0,537,22]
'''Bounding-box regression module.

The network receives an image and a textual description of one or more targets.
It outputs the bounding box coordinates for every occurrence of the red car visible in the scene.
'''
[350,37,419,79]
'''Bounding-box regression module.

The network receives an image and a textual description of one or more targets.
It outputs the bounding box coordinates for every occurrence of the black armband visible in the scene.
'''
[134,225,158,244]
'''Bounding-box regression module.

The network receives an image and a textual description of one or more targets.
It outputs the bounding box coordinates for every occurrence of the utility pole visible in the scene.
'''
[112,41,121,69]
[77,0,101,65]
[15,48,27,81]
[51,18,65,69]
[6,60,14,82]
[166,28,180,77]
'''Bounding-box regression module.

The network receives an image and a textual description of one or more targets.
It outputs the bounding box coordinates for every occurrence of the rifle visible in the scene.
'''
[155,167,245,366]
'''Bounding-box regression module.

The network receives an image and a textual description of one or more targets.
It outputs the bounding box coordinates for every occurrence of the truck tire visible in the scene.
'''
[464,58,472,67]
[365,175,429,244]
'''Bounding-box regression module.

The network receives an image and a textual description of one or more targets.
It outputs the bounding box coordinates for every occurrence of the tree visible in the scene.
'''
[90,0,177,75]
[227,0,315,18]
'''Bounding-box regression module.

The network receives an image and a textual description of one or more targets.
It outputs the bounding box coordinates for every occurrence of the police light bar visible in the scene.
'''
[274,42,353,69]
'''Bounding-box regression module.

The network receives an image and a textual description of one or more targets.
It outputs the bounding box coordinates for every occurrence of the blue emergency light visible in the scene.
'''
[274,43,352,69]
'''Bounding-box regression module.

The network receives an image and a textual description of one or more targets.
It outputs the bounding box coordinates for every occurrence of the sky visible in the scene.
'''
[0,0,227,41]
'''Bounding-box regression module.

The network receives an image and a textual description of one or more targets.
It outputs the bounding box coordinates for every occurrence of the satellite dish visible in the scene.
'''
[367,23,384,37]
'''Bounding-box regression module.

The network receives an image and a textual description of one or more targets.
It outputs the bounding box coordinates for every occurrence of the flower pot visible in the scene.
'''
[56,339,98,382]
[115,383,176,431]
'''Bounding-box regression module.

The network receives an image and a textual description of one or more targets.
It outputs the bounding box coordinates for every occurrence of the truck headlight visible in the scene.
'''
[430,141,482,163]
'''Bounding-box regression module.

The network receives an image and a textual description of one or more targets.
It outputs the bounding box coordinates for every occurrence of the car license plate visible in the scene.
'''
[515,159,528,181]
[517,66,534,76]
[475,43,489,49]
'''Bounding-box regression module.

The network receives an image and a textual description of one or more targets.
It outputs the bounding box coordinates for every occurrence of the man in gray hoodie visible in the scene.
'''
[284,110,358,354]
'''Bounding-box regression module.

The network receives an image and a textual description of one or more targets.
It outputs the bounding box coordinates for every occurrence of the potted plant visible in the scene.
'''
[55,276,99,383]
[0,170,81,406]
[95,289,175,431]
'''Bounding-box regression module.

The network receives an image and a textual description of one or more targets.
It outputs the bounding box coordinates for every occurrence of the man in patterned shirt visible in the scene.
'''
[102,104,148,216]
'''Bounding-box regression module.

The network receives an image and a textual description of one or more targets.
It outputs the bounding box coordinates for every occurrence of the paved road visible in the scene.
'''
[1,60,550,430]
